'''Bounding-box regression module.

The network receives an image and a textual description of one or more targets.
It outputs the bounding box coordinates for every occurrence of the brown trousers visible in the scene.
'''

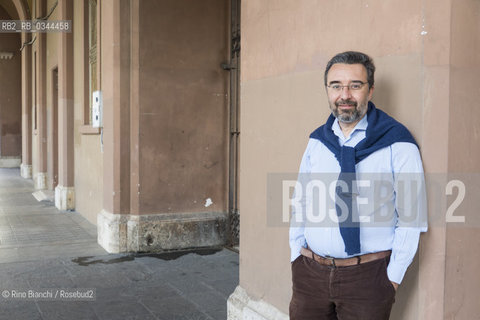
[289,255,396,320]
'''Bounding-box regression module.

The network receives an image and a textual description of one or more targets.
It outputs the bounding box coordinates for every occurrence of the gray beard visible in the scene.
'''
[332,106,363,124]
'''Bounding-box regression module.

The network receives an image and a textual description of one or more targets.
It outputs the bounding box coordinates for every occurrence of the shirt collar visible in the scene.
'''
[332,113,368,139]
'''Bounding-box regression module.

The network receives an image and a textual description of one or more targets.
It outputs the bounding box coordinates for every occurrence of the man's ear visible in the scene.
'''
[368,85,374,100]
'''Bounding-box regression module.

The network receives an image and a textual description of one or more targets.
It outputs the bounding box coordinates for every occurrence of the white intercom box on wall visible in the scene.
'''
[92,90,102,128]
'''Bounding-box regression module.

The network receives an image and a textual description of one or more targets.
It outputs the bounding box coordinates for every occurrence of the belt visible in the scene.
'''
[300,247,391,267]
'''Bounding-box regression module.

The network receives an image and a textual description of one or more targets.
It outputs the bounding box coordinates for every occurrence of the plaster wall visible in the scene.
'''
[31,0,47,187]
[448,0,480,172]
[30,1,37,177]
[44,0,59,189]
[0,0,20,19]
[444,0,480,318]
[73,0,103,225]
[415,0,452,318]
[239,0,433,317]
[0,5,21,158]
[45,0,59,112]
[100,0,129,215]
[136,0,229,215]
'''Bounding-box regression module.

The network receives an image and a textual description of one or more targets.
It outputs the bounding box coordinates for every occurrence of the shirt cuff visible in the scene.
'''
[386,260,409,284]
[290,244,303,262]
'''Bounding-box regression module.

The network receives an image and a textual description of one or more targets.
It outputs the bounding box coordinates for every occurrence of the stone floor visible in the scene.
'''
[0,168,239,320]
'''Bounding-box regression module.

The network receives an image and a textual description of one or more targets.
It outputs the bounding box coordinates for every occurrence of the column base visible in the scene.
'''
[20,163,32,178]
[227,286,288,320]
[97,210,227,253]
[0,156,21,168]
[34,172,47,190]
[55,185,75,210]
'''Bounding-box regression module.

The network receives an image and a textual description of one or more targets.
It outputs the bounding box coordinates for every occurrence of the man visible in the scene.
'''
[289,51,427,319]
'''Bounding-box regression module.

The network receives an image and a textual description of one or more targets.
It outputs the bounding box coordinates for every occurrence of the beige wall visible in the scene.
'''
[239,0,479,318]
[10,0,104,221]
[73,0,103,225]
[448,0,480,173]
[44,0,59,188]
[31,0,48,180]
[135,0,229,215]
[96,0,230,253]
[0,5,21,157]
[444,0,480,318]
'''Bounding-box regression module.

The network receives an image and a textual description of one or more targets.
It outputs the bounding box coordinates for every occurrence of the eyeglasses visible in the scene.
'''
[327,82,368,92]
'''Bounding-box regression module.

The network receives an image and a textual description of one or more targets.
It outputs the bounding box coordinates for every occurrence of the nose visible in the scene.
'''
[339,86,353,99]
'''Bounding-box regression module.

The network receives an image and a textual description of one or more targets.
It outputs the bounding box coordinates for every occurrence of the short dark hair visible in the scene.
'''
[324,51,375,89]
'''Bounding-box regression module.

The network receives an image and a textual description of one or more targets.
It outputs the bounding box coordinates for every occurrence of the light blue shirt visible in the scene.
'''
[289,114,428,284]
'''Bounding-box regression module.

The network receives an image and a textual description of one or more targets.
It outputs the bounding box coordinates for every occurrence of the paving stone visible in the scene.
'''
[95,283,178,302]
[36,301,100,320]
[206,251,239,267]
[167,274,216,295]
[182,262,238,283]
[1,243,107,263]
[66,257,153,286]
[26,275,76,289]
[0,300,42,320]
[69,271,136,289]
[181,289,228,314]
[92,299,157,320]
[21,264,71,281]
[0,260,43,277]
[139,293,213,320]
[0,277,31,293]
[201,278,239,297]
[135,255,182,272]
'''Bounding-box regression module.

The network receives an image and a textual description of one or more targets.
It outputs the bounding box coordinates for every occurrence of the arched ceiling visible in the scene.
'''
[0,0,30,20]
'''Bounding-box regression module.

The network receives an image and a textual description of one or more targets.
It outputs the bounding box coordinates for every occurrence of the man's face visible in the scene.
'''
[325,63,374,124]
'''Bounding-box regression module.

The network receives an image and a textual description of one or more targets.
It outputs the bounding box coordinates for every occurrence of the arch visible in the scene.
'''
[11,0,29,20]
[0,0,34,176]
[0,3,22,167]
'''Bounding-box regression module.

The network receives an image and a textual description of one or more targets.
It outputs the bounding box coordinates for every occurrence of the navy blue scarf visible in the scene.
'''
[309,101,418,255]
